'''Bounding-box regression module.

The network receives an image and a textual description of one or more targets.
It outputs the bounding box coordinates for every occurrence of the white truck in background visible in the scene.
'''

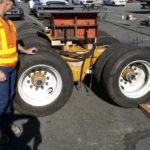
[72,0,95,5]
[103,0,126,6]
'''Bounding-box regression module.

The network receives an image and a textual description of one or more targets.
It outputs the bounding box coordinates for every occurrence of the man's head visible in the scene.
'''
[0,0,14,17]
[0,0,7,17]
[0,0,4,4]
[6,0,14,12]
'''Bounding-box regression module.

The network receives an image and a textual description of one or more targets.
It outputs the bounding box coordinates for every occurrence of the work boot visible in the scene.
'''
[3,124,21,136]
[0,133,10,144]
[10,124,21,135]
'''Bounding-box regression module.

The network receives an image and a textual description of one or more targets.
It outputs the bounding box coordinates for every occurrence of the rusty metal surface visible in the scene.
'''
[51,13,98,41]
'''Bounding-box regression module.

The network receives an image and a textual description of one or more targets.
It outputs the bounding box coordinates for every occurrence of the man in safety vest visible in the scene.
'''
[0,0,37,144]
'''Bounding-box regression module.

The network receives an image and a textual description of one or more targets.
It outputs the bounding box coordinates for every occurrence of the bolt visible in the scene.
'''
[130,75,135,80]
[41,86,44,89]
[48,87,53,94]
[30,85,33,89]
[121,86,124,90]
[27,80,30,84]
[44,72,47,75]
[46,82,48,85]
[129,81,132,84]
[35,87,38,91]
[134,67,137,71]
[135,72,138,75]
[47,77,49,80]
[124,81,127,84]
[120,79,123,82]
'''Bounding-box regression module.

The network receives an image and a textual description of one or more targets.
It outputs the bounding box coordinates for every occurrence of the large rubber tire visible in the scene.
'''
[17,24,50,49]
[102,47,150,108]
[14,51,73,117]
[94,43,125,83]
[18,34,50,48]
[18,30,51,49]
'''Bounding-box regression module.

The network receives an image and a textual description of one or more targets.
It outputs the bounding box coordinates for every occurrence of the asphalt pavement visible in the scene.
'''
[1,2,150,150]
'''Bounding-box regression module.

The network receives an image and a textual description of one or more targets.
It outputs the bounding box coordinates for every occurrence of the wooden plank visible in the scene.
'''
[139,104,150,119]
[63,45,70,51]
[51,40,72,46]
[84,44,93,50]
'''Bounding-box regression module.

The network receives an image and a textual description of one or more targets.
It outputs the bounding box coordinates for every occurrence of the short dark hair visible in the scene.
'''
[9,0,15,3]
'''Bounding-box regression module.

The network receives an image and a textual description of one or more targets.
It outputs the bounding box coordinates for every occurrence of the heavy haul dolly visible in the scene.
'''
[15,4,150,116]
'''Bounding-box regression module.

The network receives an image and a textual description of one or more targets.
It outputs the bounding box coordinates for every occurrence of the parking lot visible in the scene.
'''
[1,2,150,150]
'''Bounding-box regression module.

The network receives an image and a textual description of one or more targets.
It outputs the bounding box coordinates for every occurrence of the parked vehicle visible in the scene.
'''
[29,0,69,15]
[103,0,126,6]
[29,0,40,14]
[39,0,69,5]
[72,0,95,5]
[6,3,24,19]
[136,0,150,8]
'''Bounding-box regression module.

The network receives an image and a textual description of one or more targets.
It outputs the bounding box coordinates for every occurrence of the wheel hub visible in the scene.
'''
[31,72,46,87]
[18,65,63,106]
[126,72,136,81]
[119,61,150,99]
[122,68,133,79]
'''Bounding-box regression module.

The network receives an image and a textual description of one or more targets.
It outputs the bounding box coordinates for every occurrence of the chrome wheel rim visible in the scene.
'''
[18,64,62,106]
[119,60,150,98]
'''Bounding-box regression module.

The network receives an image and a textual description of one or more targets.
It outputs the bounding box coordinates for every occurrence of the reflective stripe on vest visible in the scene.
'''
[0,56,18,63]
[0,18,18,67]
[0,47,16,55]
[0,27,8,50]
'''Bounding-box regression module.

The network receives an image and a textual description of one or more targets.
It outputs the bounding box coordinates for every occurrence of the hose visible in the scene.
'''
[64,44,96,62]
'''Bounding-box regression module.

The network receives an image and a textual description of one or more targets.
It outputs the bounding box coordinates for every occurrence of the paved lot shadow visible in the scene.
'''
[1,114,42,150]
[83,75,117,106]
[123,129,150,150]
[128,10,150,14]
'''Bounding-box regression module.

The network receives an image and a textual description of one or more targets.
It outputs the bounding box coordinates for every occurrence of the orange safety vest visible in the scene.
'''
[0,17,18,67]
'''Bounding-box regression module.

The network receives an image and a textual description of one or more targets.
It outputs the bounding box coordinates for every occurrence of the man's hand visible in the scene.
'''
[26,47,38,55]
[18,44,38,55]
[0,69,6,82]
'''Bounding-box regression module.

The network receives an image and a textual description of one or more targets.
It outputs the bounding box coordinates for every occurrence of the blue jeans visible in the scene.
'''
[0,67,17,126]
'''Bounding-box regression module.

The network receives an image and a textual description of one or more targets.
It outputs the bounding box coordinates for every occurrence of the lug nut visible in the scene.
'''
[124,81,127,84]
[47,77,49,80]
[30,85,33,89]
[44,72,47,75]
[46,82,48,85]
[35,87,38,91]
[41,86,44,89]
[27,80,30,84]
[135,72,138,75]
[120,79,123,82]
[121,86,124,90]
[129,81,132,84]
